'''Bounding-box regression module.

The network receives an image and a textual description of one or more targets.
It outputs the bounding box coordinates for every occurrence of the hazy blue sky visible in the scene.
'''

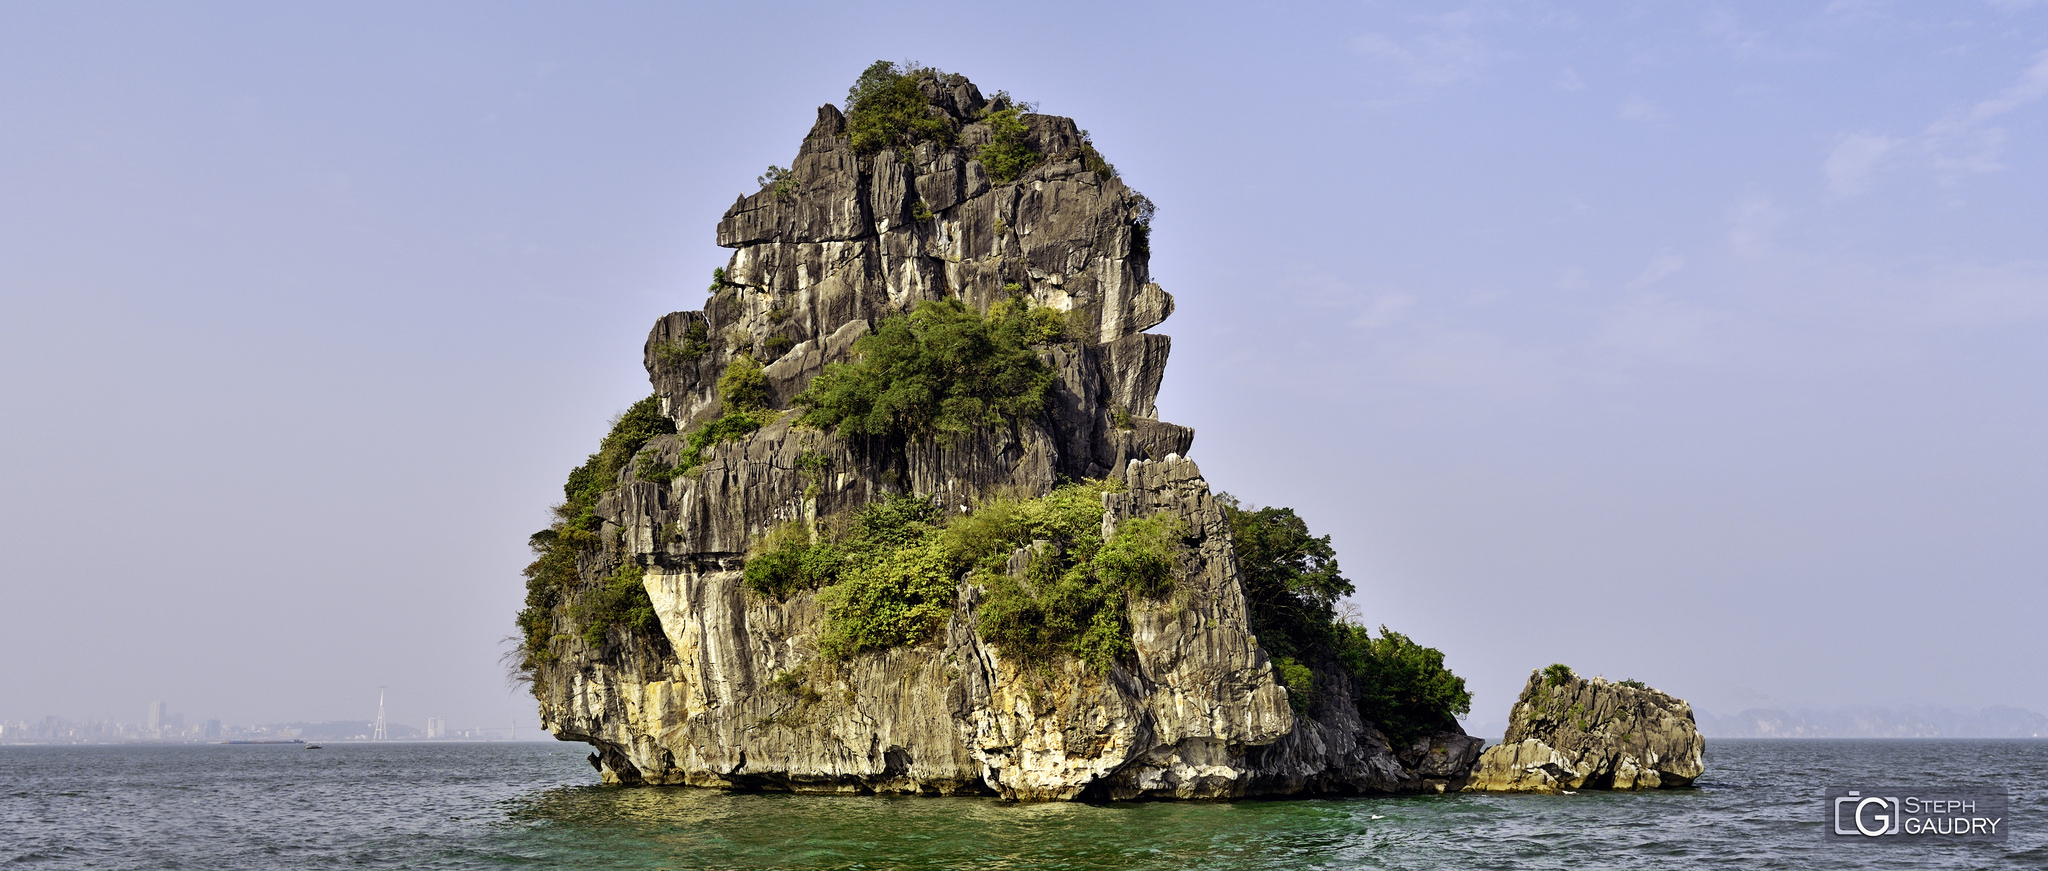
[2,1,2043,737]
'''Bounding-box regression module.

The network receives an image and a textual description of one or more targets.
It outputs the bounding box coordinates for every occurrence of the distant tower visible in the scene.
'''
[147,701,166,737]
[373,687,387,741]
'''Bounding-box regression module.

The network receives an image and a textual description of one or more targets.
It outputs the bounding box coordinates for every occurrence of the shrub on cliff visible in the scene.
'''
[716,353,770,412]
[517,396,677,671]
[978,106,1042,183]
[1340,625,1473,748]
[816,500,961,659]
[845,61,957,156]
[794,298,1060,443]
[743,522,842,601]
[1219,496,1352,662]
[1224,496,1469,745]
[969,481,1181,672]
[747,495,962,659]
[560,397,675,527]
[651,318,711,365]
[577,563,662,648]
[742,480,1181,670]
[641,355,776,484]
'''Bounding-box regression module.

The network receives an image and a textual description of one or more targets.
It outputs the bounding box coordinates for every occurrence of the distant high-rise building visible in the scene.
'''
[147,701,166,736]
[425,717,445,739]
[202,719,221,740]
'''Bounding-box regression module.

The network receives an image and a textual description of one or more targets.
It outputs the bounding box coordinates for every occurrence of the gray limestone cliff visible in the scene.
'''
[520,69,1480,799]
[1461,668,1705,793]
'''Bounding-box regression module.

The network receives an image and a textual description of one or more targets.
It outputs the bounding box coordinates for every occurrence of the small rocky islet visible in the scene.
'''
[513,62,1703,800]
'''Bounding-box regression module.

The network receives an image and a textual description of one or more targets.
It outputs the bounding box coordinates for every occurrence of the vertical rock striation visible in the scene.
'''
[522,70,1479,799]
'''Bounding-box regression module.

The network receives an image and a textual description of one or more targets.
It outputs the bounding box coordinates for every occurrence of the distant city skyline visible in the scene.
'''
[0,689,524,745]
[0,702,528,745]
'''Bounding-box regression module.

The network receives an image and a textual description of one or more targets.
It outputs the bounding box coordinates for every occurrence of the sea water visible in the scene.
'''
[2,739,2043,869]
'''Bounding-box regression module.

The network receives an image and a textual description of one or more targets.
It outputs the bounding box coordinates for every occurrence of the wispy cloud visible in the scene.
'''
[1700,7,1768,60]
[1351,30,1501,88]
[1353,293,1418,329]
[1619,94,1668,122]
[1822,0,1884,16]
[1599,292,1728,366]
[1823,133,1895,197]
[1700,7,1825,62]
[1386,329,1567,401]
[1555,67,1585,92]
[1835,50,2048,192]
[1349,7,1517,100]
[1922,260,2048,326]
[1727,193,1789,258]
[1922,50,2048,181]
[1628,247,1687,290]
[1961,50,2048,124]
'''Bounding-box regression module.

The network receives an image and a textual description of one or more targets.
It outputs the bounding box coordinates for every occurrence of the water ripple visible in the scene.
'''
[0,740,2041,869]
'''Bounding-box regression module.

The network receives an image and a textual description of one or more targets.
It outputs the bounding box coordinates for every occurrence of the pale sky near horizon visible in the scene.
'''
[2,1,2044,737]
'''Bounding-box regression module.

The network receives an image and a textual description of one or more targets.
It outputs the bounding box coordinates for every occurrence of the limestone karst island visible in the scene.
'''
[512,63,1704,801]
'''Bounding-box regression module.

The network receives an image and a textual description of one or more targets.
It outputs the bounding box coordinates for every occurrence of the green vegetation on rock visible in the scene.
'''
[757,164,796,198]
[743,479,1180,670]
[1078,129,1117,179]
[1341,625,1473,748]
[652,318,711,365]
[577,563,662,647]
[517,396,677,670]
[845,61,958,156]
[650,409,772,483]
[971,484,1180,672]
[709,267,741,295]
[1545,663,1575,686]
[718,353,770,412]
[1270,655,1318,713]
[794,298,1063,443]
[1222,497,1351,662]
[978,106,1041,184]
[641,354,778,485]
[1224,496,1471,747]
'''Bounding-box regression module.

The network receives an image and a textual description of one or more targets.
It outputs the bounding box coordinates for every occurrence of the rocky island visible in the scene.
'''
[513,63,1486,800]
[1462,665,1705,793]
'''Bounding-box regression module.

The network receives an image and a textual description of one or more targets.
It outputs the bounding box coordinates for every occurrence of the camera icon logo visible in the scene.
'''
[1834,791,1901,837]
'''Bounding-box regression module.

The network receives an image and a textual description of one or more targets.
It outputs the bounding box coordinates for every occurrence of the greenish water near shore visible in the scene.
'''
[2,739,2042,869]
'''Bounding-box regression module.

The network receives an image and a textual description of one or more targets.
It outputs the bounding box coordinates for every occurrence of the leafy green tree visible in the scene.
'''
[1225,496,1469,744]
[845,60,904,112]
[1219,495,1353,660]
[844,61,956,155]
[1340,625,1473,747]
